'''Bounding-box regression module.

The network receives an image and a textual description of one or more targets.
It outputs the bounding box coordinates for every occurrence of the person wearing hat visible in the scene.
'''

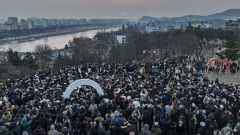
[197,121,206,135]
[221,123,233,135]
[47,125,61,135]
[151,122,162,135]
[196,110,205,128]
[22,131,29,135]
[111,111,126,135]
[177,119,187,135]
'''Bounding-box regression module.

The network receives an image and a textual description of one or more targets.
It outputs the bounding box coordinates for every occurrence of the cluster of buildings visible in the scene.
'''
[0,17,20,31]
[115,35,126,45]
[139,21,219,33]
[20,18,87,29]
[89,19,128,25]
[226,19,240,30]
[139,19,240,33]
[0,17,128,31]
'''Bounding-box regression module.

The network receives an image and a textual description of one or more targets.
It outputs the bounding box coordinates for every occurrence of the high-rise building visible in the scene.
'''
[8,17,19,30]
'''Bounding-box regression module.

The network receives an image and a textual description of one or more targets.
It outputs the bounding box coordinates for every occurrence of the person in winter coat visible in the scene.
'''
[167,122,177,135]
[151,122,162,135]
[177,120,186,135]
[22,131,29,135]
[73,118,82,135]
[128,113,138,126]
[97,125,108,135]
[95,113,105,124]
[233,122,240,135]
[187,117,197,135]
[62,118,72,134]
[197,121,206,135]
[154,108,164,124]
[32,125,47,135]
[221,123,233,135]
[0,124,8,135]
[213,129,221,135]
[141,124,151,135]
[196,110,205,128]
[20,116,33,133]
[9,121,22,135]
[141,106,153,130]
[111,111,126,135]
[160,115,171,135]
[48,125,61,135]
[111,111,126,127]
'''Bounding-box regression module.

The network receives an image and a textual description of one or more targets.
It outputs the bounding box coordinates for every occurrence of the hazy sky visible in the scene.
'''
[1,0,240,19]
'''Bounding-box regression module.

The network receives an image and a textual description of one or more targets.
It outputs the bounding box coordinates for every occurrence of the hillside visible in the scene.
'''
[138,9,240,23]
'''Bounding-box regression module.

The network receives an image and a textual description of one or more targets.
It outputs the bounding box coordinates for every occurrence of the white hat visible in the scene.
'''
[200,122,205,127]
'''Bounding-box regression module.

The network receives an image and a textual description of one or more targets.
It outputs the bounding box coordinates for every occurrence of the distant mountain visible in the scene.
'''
[138,9,240,23]
[138,16,159,23]
[207,9,240,20]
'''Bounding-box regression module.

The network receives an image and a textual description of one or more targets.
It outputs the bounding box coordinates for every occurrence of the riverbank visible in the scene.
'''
[0,24,120,45]
[0,26,121,52]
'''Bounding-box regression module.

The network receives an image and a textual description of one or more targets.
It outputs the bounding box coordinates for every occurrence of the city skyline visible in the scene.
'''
[1,0,240,19]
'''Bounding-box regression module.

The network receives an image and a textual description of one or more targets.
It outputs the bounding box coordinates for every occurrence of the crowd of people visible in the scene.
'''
[0,60,240,135]
[207,61,239,74]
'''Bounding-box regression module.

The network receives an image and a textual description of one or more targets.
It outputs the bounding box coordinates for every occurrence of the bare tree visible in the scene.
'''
[69,37,94,64]
[35,44,52,70]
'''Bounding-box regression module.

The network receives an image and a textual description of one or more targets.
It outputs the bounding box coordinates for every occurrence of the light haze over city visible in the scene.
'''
[1,0,240,19]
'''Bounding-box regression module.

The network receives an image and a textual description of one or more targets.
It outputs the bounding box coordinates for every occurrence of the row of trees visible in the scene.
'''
[57,26,240,64]
[8,50,38,68]
[1,26,239,80]
[217,40,240,61]
[0,44,53,80]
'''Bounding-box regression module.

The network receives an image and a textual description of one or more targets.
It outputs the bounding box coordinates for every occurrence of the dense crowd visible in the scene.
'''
[207,62,239,74]
[0,60,240,135]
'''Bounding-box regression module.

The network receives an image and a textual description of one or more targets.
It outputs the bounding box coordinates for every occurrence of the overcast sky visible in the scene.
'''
[1,0,240,19]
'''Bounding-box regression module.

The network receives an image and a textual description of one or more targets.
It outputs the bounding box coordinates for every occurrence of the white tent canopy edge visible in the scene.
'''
[63,79,104,99]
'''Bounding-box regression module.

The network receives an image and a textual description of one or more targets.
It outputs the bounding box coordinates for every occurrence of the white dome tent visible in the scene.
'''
[63,79,104,99]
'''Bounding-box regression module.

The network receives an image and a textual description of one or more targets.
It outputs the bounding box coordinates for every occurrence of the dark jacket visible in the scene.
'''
[160,117,171,134]
[0,125,8,135]
[20,117,33,133]
[167,124,177,135]
[32,128,47,135]
[151,125,162,135]
[97,126,107,135]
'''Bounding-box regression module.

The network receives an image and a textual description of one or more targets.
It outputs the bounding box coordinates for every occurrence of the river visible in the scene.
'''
[0,27,120,52]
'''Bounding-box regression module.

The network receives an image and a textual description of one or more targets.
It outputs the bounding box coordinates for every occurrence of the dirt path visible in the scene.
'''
[203,72,240,85]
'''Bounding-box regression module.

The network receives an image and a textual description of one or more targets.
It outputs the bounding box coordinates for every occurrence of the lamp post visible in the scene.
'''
[143,50,146,55]
[153,50,156,63]
[142,50,146,63]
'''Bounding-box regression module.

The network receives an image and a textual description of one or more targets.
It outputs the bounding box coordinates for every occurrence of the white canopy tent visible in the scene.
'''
[63,79,104,99]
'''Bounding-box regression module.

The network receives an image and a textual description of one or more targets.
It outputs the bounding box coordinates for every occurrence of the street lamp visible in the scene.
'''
[153,50,156,63]
[142,50,146,62]
[143,50,146,54]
